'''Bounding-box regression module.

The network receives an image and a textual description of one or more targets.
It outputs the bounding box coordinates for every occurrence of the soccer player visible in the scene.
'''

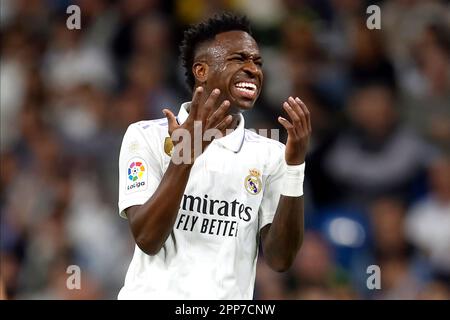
[117,13,311,299]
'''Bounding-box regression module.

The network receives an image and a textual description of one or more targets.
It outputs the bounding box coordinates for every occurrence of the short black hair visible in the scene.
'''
[180,13,252,91]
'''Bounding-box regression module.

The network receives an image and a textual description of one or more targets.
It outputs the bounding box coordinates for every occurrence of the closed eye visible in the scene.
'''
[230,56,245,62]
[229,56,263,67]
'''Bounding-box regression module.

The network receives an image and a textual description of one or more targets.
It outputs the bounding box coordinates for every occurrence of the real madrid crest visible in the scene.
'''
[164,137,174,156]
[244,168,262,195]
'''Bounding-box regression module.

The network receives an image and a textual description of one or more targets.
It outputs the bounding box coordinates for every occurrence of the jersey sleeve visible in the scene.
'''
[118,123,163,219]
[258,143,286,231]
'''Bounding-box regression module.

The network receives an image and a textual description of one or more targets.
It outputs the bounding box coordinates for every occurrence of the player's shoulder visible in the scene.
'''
[123,118,169,147]
[244,128,285,151]
[125,118,168,138]
[129,118,169,132]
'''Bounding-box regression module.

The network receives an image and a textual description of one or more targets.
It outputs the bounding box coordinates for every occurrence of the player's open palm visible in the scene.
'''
[278,97,311,165]
[163,86,233,164]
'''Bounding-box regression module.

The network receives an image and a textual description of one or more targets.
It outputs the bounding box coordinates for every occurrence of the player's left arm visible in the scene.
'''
[260,96,311,272]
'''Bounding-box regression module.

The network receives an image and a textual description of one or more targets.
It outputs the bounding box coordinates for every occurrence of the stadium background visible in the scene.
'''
[0,0,449,300]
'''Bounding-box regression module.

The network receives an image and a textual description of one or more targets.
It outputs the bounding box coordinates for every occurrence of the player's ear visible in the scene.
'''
[193,62,208,83]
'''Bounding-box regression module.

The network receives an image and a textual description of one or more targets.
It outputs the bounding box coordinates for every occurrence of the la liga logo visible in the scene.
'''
[126,159,147,192]
[128,161,145,181]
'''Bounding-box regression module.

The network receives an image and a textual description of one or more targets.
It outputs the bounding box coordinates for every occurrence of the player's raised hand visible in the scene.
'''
[163,86,233,164]
[278,97,311,165]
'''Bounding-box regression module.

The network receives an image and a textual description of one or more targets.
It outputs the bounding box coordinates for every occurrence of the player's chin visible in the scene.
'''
[235,98,256,111]
[230,93,259,111]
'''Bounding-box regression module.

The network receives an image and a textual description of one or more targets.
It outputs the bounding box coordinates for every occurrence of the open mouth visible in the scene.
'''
[233,81,258,100]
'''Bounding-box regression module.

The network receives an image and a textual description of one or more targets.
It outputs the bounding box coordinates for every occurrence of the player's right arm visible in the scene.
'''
[124,87,232,255]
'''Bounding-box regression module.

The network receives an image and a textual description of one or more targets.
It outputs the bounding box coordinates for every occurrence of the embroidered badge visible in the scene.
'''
[128,140,140,154]
[164,137,174,157]
[244,168,262,195]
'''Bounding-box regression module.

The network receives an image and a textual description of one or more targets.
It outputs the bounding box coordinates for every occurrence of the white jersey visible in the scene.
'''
[117,102,286,299]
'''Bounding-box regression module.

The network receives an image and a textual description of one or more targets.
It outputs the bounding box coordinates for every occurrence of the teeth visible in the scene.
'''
[235,82,257,91]
[236,87,254,94]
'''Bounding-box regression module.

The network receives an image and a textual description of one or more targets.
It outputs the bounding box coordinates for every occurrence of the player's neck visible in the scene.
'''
[228,114,240,131]
[225,103,244,131]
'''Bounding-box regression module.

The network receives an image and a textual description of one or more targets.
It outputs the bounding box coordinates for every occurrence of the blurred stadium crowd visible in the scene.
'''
[0,0,449,300]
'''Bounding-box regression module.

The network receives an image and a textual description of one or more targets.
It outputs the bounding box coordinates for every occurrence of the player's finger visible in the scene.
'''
[189,86,204,118]
[278,116,296,137]
[162,109,178,134]
[216,115,233,133]
[283,101,303,134]
[201,88,221,121]
[295,97,311,132]
[287,97,307,133]
[207,99,230,128]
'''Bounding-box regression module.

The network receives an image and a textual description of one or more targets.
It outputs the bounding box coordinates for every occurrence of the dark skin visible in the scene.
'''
[126,30,311,272]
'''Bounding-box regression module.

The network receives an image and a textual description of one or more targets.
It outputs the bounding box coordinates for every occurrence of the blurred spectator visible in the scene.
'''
[323,83,437,206]
[43,19,116,92]
[0,252,19,299]
[367,197,428,299]
[50,84,108,147]
[19,253,104,300]
[369,198,411,259]
[405,156,450,279]
[375,255,422,300]
[314,0,365,75]
[64,174,132,297]
[400,23,450,152]
[348,23,396,90]
[417,281,450,300]
[0,276,6,299]
[262,14,325,110]
[132,14,172,64]
[175,0,236,26]
[0,25,31,152]
[112,0,167,64]
[125,54,181,118]
[76,0,119,49]
[382,0,449,64]
[285,231,357,299]
[234,0,286,31]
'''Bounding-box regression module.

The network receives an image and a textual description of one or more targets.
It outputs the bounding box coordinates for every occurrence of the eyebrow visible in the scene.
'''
[229,51,262,60]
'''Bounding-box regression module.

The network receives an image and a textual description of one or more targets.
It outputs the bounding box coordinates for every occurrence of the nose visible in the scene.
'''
[242,60,261,78]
